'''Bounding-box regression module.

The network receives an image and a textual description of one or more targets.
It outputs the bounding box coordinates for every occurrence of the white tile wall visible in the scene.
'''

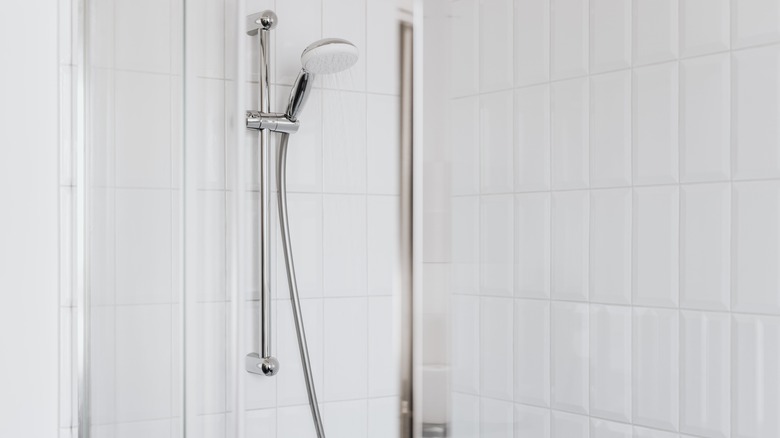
[441,0,780,436]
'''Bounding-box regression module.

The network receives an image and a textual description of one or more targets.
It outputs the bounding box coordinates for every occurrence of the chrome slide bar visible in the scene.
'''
[245,10,280,377]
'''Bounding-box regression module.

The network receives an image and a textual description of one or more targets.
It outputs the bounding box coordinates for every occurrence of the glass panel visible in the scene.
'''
[85,0,185,434]
[83,0,407,437]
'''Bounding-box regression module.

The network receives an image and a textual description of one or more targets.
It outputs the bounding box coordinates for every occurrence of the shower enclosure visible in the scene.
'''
[56,0,780,437]
[67,0,408,436]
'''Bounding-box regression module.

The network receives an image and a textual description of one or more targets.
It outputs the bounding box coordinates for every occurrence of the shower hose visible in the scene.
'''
[276,133,327,438]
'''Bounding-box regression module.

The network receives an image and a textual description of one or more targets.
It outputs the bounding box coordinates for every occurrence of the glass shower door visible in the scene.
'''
[81,0,406,437]
[83,0,237,435]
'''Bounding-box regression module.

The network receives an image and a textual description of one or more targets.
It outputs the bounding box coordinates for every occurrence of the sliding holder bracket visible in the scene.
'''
[246,111,300,133]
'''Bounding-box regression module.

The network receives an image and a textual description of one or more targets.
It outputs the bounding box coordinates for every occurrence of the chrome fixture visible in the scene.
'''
[244,10,358,438]
[245,9,279,378]
[286,38,358,120]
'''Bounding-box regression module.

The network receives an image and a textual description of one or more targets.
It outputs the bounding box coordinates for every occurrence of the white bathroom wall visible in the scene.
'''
[0,1,61,437]
[442,0,780,437]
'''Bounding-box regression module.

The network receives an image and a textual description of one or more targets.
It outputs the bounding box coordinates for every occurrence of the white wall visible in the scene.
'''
[443,0,780,437]
[0,1,61,436]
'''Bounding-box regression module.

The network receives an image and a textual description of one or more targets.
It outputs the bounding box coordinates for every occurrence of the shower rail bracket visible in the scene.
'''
[246,352,280,376]
[246,110,299,133]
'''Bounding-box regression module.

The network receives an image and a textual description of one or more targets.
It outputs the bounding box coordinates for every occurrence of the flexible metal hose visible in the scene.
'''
[276,133,326,438]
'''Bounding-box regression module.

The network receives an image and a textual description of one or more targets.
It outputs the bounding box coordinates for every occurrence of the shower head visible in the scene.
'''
[285,38,359,121]
[301,38,359,74]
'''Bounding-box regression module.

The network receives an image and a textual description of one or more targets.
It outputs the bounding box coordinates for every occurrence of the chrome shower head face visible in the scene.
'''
[285,38,359,120]
[300,38,359,74]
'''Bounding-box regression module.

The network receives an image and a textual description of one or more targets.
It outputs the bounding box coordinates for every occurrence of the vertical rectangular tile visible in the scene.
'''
[367,196,400,296]
[590,419,632,438]
[552,302,589,414]
[366,0,399,94]
[114,419,172,438]
[590,188,632,305]
[368,397,399,438]
[368,297,397,397]
[680,184,731,311]
[590,70,632,187]
[278,405,316,437]
[552,78,590,189]
[90,307,116,425]
[552,191,590,301]
[733,181,780,314]
[280,194,323,298]
[323,400,368,438]
[732,0,780,48]
[277,300,323,407]
[680,311,730,437]
[323,195,366,297]
[633,0,679,65]
[115,305,172,422]
[366,95,401,194]
[323,91,367,193]
[479,0,513,92]
[515,193,551,298]
[451,0,480,96]
[514,85,551,192]
[515,0,550,86]
[632,62,679,185]
[633,427,678,438]
[514,404,550,438]
[680,0,730,57]
[190,78,226,190]
[733,314,780,438]
[452,393,481,438]
[480,398,514,438]
[115,71,171,188]
[733,46,780,180]
[452,295,480,394]
[114,0,171,73]
[190,303,226,415]
[452,96,480,196]
[680,54,731,182]
[480,91,514,194]
[323,298,368,401]
[514,299,551,407]
[590,305,632,422]
[590,0,632,73]
[551,0,589,79]
[552,411,590,438]
[115,189,172,305]
[245,409,276,438]
[452,196,480,294]
[481,196,514,296]
[480,297,514,400]
[633,186,679,307]
[633,307,679,431]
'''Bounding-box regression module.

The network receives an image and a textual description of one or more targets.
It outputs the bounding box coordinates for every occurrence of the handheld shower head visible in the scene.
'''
[286,38,359,120]
[300,38,359,74]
